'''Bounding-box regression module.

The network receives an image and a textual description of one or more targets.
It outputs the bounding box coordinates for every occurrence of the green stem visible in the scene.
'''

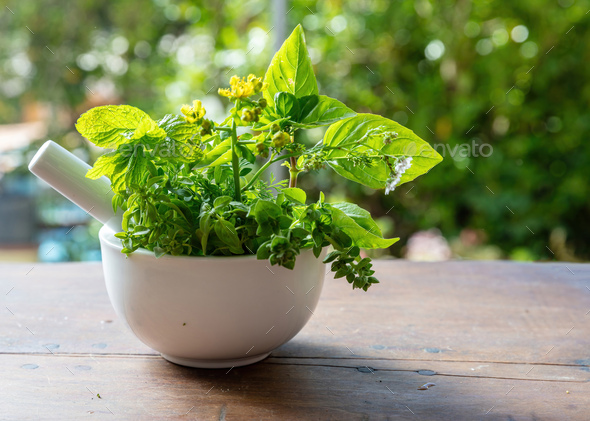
[289,156,300,188]
[323,234,341,251]
[241,152,277,191]
[230,119,242,202]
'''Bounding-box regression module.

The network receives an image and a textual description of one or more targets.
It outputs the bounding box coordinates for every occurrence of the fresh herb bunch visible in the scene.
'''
[76,25,442,291]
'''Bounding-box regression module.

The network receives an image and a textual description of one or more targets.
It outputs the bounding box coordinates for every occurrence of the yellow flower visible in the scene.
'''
[180,100,206,124]
[218,74,268,100]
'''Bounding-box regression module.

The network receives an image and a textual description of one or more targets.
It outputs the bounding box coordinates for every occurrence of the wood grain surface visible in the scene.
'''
[0,260,589,420]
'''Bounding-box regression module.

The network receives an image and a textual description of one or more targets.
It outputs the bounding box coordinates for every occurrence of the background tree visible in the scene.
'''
[1,0,588,261]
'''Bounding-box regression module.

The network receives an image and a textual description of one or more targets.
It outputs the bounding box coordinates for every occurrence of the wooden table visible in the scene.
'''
[1,261,589,420]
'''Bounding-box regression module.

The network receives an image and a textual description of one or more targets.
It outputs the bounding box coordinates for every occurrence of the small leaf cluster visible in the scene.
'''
[324,248,379,292]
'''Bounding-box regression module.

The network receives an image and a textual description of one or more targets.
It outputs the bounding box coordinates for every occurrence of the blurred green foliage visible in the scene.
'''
[2,0,588,261]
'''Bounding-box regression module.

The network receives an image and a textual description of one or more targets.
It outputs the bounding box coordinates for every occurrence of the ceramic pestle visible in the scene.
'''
[28,140,122,232]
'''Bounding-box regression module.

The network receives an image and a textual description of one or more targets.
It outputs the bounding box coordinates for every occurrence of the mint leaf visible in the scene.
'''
[158,114,199,142]
[130,116,166,142]
[323,114,442,188]
[330,207,398,249]
[86,151,125,180]
[125,147,149,187]
[76,105,153,148]
[86,150,130,193]
[263,24,318,107]
[294,95,356,128]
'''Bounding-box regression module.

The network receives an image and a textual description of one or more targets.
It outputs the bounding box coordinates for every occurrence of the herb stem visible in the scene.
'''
[289,156,299,188]
[323,234,341,250]
[242,152,278,191]
[230,119,242,202]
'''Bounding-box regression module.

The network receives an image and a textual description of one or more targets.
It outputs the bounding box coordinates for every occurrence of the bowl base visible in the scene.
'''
[161,352,271,369]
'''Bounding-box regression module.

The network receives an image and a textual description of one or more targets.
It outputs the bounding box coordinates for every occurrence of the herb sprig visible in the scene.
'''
[76,25,442,291]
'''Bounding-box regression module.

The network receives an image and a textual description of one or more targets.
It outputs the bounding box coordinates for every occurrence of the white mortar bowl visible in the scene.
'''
[99,226,326,368]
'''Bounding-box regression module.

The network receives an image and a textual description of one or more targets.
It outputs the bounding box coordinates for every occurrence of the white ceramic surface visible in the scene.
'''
[99,226,326,368]
[28,140,122,231]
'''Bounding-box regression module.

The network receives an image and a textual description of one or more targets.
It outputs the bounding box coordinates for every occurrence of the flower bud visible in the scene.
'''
[271,131,290,148]
[242,109,258,122]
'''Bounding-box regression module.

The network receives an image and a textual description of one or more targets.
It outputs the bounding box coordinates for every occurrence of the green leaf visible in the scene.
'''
[213,165,224,184]
[275,92,300,119]
[156,114,202,163]
[323,114,442,189]
[214,196,232,210]
[263,24,318,108]
[282,187,306,204]
[125,147,149,187]
[238,144,256,164]
[323,251,340,263]
[158,114,199,142]
[196,138,231,167]
[199,212,212,254]
[130,116,166,142]
[240,167,253,176]
[329,202,382,237]
[86,151,125,180]
[252,199,282,222]
[76,105,153,148]
[199,212,212,234]
[196,138,256,168]
[293,95,356,128]
[330,207,398,250]
[251,116,290,131]
[168,140,204,163]
[252,199,282,236]
[312,245,322,258]
[257,241,271,259]
[214,219,243,253]
[154,247,166,258]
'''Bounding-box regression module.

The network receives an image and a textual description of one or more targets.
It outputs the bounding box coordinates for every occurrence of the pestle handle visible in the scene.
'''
[29,140,122,232]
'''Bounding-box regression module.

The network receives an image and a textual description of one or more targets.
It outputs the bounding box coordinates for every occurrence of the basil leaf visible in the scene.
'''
[196,138,256,168]
[196,138,231,167]
[323,114,442,188]
[214,219,243,253]
[293,95,356,128]
[275,92,300,119]
[329,202,382,237]
[238,144,256,164]
[213,196,232,210]
[252,199,283,237]
[282,187,306,204]
[263,24,318,107]
[240,167,253,176]
[330,207,398,249]
[253,199,282,222]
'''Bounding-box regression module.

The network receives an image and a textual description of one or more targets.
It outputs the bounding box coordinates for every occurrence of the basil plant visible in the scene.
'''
[76,25,442,291]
